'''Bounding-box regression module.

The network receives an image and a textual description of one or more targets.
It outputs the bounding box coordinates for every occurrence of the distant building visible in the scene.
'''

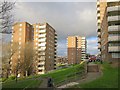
[97,0,120,62]
[67,36,87,64]
[56,56,68,65]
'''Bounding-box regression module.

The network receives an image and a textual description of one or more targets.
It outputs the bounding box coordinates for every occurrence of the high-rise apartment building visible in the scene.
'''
[10,22,34,76]
[97,0,120,62]
[97,0,107,56]
[67,36,86,64]
[33,23,57,74]
[10,22,57,76]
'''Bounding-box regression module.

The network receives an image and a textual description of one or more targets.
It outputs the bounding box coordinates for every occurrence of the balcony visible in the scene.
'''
[38,71,45,74]
[108,46,120,52]
[39,25,46,28]
[38,38,46,42]
[98,38,101,43]
[55,36,57,39]
[38,62,45,65]
[38,66,45,70]
[38,34,46,38]
[108,25,120,32]
[97,19,101,23]
[108,15,120,22]
[97,1,99,5]
[97,13,100,17]
[38,42,46,47]
[38,53,45,55]
[97,32,101,37]
[38,57,45,60]
[97,7,100,11]
[107,5,120,12]
[98,44,101,49]
[108,36,120,42]
[39,29,46,33]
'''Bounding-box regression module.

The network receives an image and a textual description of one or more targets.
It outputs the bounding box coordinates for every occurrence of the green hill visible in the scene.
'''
[2,62,85,89]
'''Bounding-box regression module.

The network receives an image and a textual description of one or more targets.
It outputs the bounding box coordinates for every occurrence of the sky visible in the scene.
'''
[1,1,99,56]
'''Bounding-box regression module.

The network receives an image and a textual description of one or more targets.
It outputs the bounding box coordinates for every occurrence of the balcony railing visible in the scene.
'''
[108,25,120,32]
[108,36,120,41]
[38,66,45,70]
[38,38,46,42]
[38,62,45,65]
[38,34,46,37]
[97,13,100,17]
[108,46,120,52]
[98,44,101,49]
[39,29,46,33]
[108,15,120,22]
[107,5,120,12]
[38,71,45,74]
[38,43,46,47]
[97,7,100,11]
[38,57,45,60]
[98,38,101,42]
[39,25,46,28]
[97,32,101,37]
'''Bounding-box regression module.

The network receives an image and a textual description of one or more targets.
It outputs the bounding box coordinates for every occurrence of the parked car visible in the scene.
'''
[89,56,96,62]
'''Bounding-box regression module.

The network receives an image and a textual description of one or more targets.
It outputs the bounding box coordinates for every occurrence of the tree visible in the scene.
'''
[0,0,15,33]
[2,42,18,78]
[23,42,35,77]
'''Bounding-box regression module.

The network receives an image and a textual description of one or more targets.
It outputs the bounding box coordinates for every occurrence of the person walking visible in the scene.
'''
[47,77,54,87]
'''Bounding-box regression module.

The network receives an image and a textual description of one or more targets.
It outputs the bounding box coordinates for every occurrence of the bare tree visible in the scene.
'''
[2,42,18,78]
[23,42,35,77]
[0,0,15,33]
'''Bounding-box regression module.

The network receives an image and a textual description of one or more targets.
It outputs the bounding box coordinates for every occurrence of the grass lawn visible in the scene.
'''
[41,63,85,85]
[2,77,42,89]
[73,62,119,88]
[2,63,85,89]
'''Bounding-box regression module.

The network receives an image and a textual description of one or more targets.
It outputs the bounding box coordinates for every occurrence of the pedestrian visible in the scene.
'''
[47,77,53,87]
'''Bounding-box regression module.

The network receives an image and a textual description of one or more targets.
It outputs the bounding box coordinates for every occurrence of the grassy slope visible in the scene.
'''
[41,64,84,85]
[75,62,118,88]
[2,63,84,88]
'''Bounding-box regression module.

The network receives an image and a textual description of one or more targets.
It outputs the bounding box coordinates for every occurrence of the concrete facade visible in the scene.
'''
[67,36,87,64]
[97,0,120,62]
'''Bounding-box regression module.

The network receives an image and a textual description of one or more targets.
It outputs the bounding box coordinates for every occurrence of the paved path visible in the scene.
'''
[58,63,102,88]
[58,72,101,88]
[39,77,48,88]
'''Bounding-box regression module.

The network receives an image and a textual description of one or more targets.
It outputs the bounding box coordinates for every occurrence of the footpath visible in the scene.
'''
[58,63,102,88]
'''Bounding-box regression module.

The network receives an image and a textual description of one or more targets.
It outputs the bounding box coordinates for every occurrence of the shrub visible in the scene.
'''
[2,78,7,82]
[9,75,16,80]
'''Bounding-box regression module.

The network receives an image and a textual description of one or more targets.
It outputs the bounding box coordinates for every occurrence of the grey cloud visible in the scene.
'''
[14,2,98,56]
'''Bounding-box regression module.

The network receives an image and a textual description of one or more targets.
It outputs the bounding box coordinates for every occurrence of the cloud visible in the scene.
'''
[13,2,98,56]
[87,37,98,55]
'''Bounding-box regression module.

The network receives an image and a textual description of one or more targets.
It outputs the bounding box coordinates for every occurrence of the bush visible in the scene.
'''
[2,78,7,82]
[9,75,16,80]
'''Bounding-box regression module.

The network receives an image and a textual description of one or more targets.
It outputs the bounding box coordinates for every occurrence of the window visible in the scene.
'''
[19,24,22,26]
[112,53,120,58]
[12,26,14,29]
[19,37,21,40]
[11,40,13,42]
[36,25,38,28]
[36,29,38,32]
[19,28,22,31]
[18,55,20,58]
[19,42,21,45]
